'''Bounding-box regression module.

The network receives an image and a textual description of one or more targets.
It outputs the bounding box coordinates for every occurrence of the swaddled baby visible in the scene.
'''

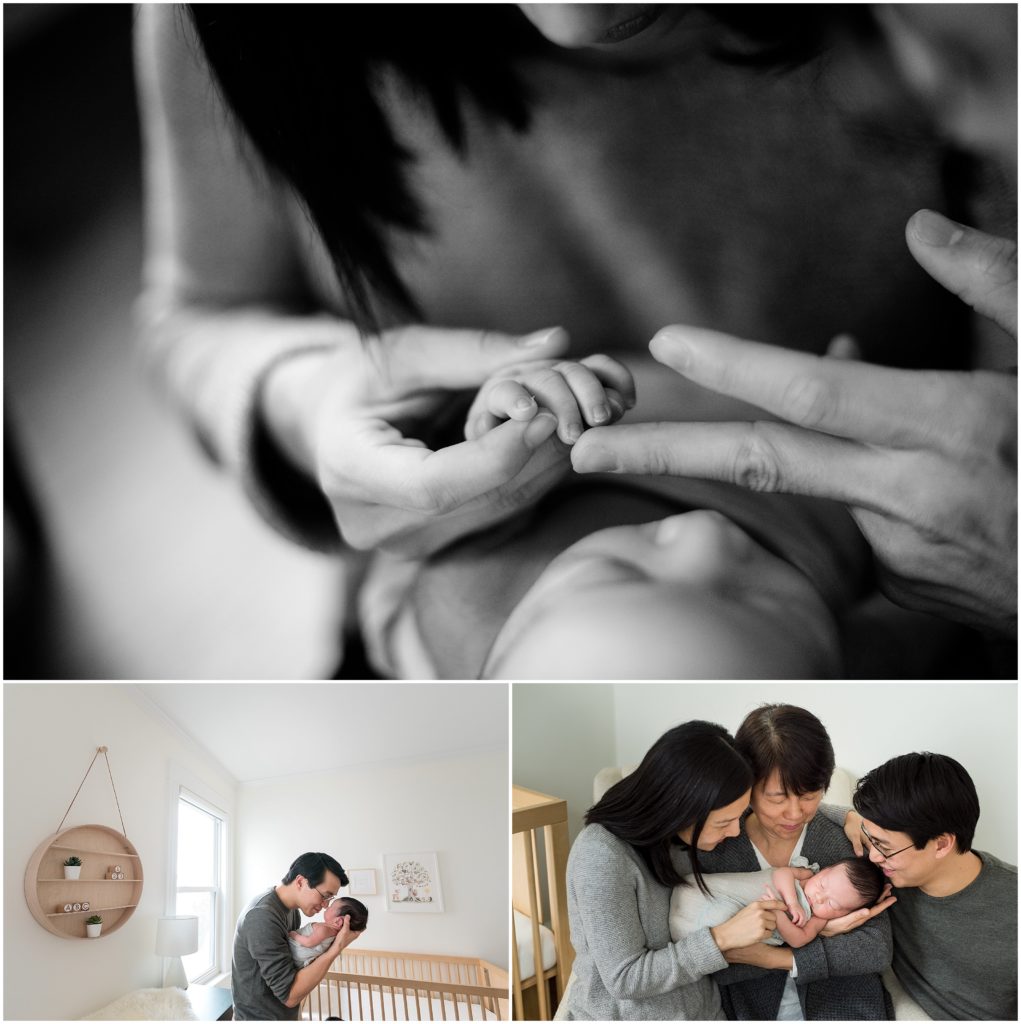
[670,857,884,948]
[287,896,369,967]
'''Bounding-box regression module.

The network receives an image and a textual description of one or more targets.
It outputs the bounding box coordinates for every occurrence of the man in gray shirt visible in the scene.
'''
[232,852,359,1020]
[853,753,1017,1021]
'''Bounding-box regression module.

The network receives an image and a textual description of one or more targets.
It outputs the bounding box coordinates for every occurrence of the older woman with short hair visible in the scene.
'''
[698,704,894,1020]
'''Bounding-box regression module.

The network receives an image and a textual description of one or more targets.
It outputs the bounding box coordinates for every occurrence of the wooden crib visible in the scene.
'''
[511,786,573,1021]
[300,948,509,1021]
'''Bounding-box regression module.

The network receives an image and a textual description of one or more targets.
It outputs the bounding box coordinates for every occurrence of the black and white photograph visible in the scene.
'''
[5,3,1017,679]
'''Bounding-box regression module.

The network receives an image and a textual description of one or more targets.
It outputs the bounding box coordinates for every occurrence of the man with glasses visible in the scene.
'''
[232,851,359,1019]
[850,753,1016,1021]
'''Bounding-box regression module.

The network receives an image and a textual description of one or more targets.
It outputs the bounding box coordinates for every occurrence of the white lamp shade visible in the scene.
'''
[155,915,199,957]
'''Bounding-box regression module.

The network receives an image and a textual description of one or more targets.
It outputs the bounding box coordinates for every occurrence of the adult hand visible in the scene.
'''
[266,324,575,558]
[330,914,357,951]
[844,807,866,856]
[573,211,1018,635]
[710,898,787,951]
[819,888,897,937]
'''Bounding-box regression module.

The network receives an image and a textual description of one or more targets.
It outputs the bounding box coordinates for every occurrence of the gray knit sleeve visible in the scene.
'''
[792,906,892,984]
[570,829,728,1000]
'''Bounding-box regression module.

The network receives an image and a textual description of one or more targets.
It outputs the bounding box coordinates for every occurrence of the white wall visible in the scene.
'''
[512,684,616,841]
[235,746,508,967]
[3,684,238,1022]
[513,683,1017,860]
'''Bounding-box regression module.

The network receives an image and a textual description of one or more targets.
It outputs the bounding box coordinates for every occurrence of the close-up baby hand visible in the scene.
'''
[465,354,636,445]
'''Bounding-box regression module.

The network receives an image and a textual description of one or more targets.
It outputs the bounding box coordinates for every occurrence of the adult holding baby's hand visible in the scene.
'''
[261,323,576,558]
[573,210,1018,636]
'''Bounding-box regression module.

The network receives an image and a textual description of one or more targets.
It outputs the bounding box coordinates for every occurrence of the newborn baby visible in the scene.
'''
[670,857,885,949]
[287,896,369,967]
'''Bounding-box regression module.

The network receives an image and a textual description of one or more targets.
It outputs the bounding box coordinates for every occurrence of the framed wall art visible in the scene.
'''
[347,869,377,896]
[382,852,444,913]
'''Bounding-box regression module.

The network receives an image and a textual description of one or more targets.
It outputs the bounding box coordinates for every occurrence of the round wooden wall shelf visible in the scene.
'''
[25,824,143,939]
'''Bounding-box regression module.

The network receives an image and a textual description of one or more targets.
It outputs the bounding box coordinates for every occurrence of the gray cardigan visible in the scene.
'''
[697,812,893,1020]
[562,824,729,1020]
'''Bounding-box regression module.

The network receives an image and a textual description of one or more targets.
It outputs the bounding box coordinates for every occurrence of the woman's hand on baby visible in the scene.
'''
[710,898,787,951]
[819,888,897,937]
[264,323,582,558]
[572,211,1018,636]
[465,354,635,445]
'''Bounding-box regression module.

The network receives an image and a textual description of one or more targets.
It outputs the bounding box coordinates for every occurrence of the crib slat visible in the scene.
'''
[525,829,550,1021]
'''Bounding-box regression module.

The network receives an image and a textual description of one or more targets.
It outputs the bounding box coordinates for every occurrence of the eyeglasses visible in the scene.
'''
[860,823,915,862]
[311,884,335,905]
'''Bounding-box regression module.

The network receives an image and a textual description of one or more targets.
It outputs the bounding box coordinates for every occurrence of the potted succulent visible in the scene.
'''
[63,856,83,880]
[86,914,103,938]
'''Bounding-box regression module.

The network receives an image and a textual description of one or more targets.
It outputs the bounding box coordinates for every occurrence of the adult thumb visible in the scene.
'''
[906,209,1017,339]
[376,324,571,391]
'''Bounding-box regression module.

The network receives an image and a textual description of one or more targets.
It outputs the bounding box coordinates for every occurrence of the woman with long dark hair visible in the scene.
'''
[561,721,785,1019]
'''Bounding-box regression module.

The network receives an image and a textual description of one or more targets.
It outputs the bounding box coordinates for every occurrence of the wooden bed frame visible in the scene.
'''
[300,948,509,1021]
[511,786,573,1021]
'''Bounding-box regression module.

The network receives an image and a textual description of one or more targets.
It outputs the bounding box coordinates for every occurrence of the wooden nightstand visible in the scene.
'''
[185,984,233,1021]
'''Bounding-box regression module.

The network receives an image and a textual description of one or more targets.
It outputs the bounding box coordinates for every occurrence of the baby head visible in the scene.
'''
[482,511,841,679]
[802,857,885,920]
[325,896,369,932]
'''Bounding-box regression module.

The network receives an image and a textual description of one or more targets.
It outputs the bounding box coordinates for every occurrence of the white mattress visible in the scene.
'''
[514,909,556,982]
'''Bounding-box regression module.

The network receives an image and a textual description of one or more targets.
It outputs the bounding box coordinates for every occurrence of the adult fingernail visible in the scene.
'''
[573,444,620,473]
[523,412,557,448]
[520,326,568,348]
[650,328,693,370]
[911,209,965,247]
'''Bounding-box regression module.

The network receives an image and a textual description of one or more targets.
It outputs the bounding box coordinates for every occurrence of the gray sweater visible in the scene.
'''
[232,888,300,1020]
[697,812,892,1020]
[889,850,1016,1021]
[562,824,729,1020]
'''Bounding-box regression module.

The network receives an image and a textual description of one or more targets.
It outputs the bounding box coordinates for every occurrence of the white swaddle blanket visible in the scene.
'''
[669,859,817,947]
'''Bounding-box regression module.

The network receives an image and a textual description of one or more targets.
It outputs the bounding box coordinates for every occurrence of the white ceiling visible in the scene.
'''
[134,683,508,783]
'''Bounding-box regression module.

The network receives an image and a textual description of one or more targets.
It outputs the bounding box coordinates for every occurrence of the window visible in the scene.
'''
[175,791,227,983]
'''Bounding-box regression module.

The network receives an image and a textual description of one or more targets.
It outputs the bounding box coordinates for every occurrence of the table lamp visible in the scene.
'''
[155,915,199,989]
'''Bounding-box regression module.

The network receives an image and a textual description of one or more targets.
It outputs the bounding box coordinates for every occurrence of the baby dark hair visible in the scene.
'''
[333,896,369,932]
[834,856,885,907]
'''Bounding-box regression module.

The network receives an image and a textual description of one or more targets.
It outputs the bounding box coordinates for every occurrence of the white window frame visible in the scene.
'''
[166,767,231,986]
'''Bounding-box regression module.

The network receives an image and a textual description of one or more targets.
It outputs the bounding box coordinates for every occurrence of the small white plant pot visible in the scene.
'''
[64,866,82,880]
[86,923,102,938]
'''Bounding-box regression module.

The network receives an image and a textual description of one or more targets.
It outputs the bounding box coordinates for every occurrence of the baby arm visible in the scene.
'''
[771,911,828,949]
[770,867,815,927]
[464,355,635,446]
[288,922,336,947]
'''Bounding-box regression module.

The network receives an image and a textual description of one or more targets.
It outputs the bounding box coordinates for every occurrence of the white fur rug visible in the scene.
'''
[82,987,198,1020]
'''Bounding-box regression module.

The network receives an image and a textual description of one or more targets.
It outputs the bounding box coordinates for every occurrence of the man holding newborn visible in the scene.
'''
[232,852,363,1020]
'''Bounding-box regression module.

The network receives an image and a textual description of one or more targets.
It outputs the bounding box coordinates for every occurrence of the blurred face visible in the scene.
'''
[484,511,840,679]
[677,790,751,851]
[751,770,824,842]
[299,871,341,917]
[516,4,709,62]
[801,864,864,920]
[519,4,667,46]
